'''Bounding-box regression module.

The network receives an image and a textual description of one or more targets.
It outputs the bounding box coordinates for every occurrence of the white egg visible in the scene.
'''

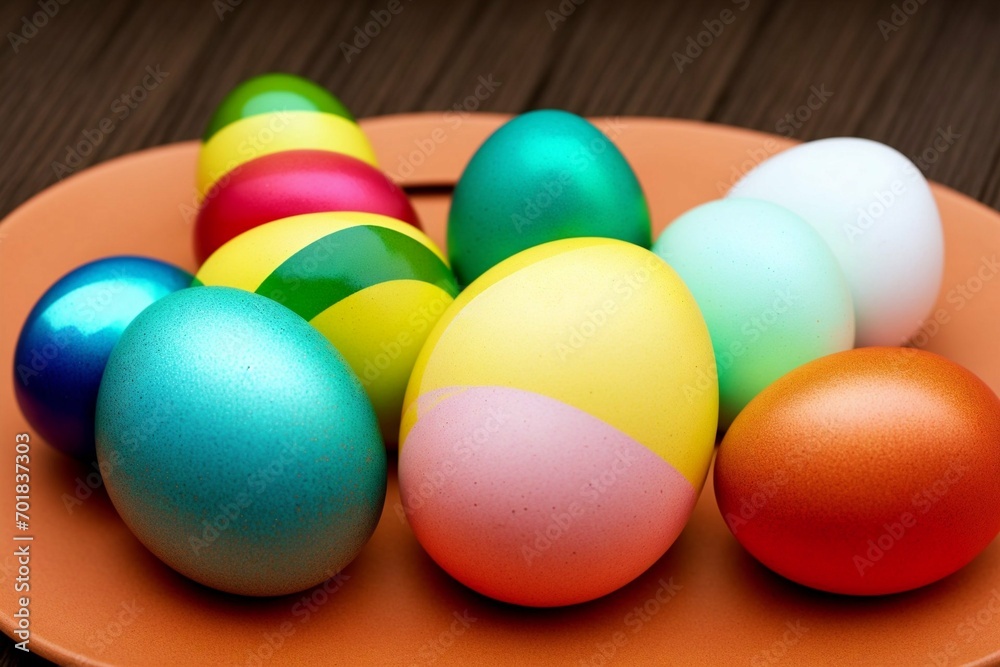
[729,137,944,347]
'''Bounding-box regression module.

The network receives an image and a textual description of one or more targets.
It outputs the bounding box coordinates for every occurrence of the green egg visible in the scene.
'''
[447,110,652,285]
[203,73,355,141]
[652,198,855,430]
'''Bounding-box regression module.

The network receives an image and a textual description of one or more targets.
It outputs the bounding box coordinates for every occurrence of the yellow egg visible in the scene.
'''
[196,111,378,199]
[398,237,718,607]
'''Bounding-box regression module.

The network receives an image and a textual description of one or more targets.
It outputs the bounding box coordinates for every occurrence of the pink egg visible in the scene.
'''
[194,149,420,264]
[399,386,696,607]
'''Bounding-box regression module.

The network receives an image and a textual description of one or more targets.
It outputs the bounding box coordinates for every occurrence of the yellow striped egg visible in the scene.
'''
[398,237,718,607]
[196,212,459,446]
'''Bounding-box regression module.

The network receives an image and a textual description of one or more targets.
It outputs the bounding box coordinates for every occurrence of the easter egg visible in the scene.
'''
[13,256,192,459]
[194,149,420,263]
[447,110,652,285]
[715,347,1000,596]
[197,110,377,198]
[729,138,944,347]
[96,287,386,596]
[196,212,459,446]
[652,198,855,429]
[399,238,717,607]
[203,72,354,141]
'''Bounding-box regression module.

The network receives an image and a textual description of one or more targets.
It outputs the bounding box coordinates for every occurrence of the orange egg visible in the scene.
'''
[714,347,1000,595]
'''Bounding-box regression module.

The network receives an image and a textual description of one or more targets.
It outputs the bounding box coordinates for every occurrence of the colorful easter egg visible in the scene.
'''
[730,138,944,346]
[398,238,717,607]
[194,149,419,263]
[653,198,855,429]
[203,72,354,141]
[96,287,386,596]
[715,347,1000,595]
[447,110,652,285]
[196,212,459,446]
[13,256,192,459]
[197,110,377,198]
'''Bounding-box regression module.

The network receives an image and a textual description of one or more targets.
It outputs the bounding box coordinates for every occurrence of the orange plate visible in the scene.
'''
[2,114,999,667]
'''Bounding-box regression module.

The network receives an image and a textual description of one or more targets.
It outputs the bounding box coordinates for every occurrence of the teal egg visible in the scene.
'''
[95,286,386,596]
[447,110,652,285]
[652,198,855,429]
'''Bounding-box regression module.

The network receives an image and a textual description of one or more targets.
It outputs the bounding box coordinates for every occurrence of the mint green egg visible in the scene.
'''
[448,110,652,285]
[652,198,855,429]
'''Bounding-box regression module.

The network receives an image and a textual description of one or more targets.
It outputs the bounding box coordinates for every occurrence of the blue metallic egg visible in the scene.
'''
[13,256,193,459]
[95,286,386,596]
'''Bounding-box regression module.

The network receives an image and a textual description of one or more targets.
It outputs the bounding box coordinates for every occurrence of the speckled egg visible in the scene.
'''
[195,212,459,446]
[653,198,855,429]
[447,110,652,285]
[95,286,386,596]
[715,347,1000,595]
[398,238,717,607]
[13,256,192,459]
[730,137,944,346]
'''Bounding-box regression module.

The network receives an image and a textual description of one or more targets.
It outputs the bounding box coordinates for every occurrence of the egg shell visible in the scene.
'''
[197,110,377,198]
[653,198,855,429]
[13,256,192,459]
[447,110,652,285]
[729,137,944,346]
[195,212,458,446]
[715,347,1000,596]
[203,72,354,141]
[399,238,717,607]
[193,149,420,264]
[96,286,386,596]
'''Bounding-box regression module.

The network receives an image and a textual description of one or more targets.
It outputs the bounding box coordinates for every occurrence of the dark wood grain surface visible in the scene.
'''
[2,0,999,665]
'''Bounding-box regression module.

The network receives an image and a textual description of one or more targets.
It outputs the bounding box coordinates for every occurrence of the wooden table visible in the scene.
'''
[1,1,998,664]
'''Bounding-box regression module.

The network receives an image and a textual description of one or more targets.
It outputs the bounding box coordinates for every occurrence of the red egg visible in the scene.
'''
[193,149,420,264]
[715,347,1000,596]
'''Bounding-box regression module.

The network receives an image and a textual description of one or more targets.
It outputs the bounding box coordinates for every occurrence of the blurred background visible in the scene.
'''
[1,0,999,664]
[1,0,998,221]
